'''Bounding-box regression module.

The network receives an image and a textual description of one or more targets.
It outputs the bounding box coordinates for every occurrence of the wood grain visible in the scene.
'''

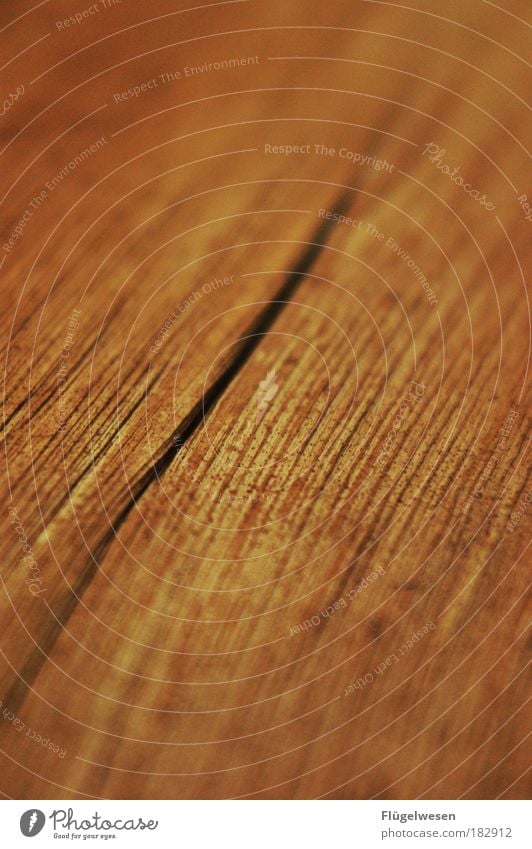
[0,0,530,799]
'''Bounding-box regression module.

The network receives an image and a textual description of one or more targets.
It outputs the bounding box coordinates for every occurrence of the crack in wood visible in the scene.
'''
[2,189,352,716]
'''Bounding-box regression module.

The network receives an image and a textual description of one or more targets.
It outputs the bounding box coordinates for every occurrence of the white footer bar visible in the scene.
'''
[2,799,529,848]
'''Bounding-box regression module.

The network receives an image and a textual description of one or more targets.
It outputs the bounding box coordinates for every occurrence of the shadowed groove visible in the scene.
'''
[2,188,352,717]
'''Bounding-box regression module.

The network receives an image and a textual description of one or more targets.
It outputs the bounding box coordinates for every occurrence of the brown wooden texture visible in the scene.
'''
[0,0,530,799]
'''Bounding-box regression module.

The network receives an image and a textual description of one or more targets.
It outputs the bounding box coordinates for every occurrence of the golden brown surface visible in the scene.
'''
[0,0,530,799]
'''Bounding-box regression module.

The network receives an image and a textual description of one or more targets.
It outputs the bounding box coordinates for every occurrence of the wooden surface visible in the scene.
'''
[0,0,530,800]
